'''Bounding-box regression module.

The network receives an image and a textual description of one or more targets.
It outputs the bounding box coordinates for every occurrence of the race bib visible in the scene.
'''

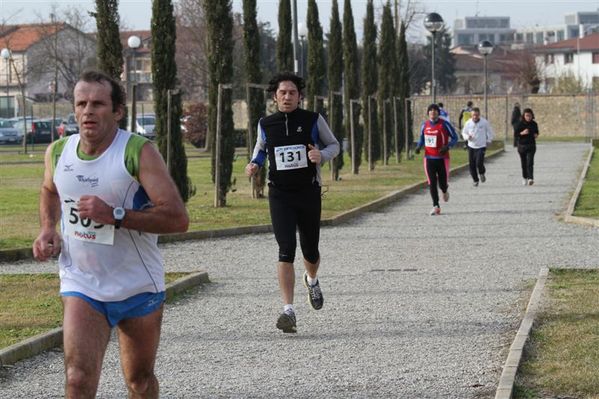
[62,199,115,245]
[424,134,437,148]
[274,144,308,170]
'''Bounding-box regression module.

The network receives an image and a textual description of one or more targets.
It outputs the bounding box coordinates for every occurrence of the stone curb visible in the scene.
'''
[563,145,599,227]
[494,267,549,399]
[0,147,505,263]
[0,271,209,367]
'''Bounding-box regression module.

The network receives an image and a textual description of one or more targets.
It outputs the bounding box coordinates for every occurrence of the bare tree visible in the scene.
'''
[508,50,543,93]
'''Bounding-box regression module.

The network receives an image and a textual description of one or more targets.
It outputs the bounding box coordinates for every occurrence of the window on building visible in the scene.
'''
[457,34,473,45]
[515,33,524,42]
[564,53,574,64]
[593,53,599,64]
[526,33,534,43]
[557,30,565,41]
[499,33,514,43]
[545,54,555,64]
[536,32,544,43]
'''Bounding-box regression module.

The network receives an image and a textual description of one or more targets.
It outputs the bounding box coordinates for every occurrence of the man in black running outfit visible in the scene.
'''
[245,72,339,333]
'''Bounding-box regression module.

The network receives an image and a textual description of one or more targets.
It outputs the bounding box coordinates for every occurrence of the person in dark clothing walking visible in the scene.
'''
[514,107,539,186]
[511,103,522,147]
[245,72,340,333]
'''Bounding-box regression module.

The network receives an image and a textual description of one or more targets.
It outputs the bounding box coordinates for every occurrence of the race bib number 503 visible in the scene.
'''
[274,144,308,170]
[62,199,115,245]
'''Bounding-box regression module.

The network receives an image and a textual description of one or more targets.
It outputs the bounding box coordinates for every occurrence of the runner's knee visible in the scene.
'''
[302,248,319,264]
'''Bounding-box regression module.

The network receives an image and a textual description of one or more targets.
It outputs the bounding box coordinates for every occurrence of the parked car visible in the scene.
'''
[131,113,156,139]
[57,113,79,137]
[12,118,57,143]
[0,119,21,144]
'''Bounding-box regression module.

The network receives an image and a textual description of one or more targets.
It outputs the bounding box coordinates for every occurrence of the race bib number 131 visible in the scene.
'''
[274,144,308,170]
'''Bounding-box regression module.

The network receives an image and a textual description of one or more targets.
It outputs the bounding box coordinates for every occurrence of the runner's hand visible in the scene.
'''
[440,145,449,154]
[245,162,258,177]
[308,144,321,164]
[415,146,421,155]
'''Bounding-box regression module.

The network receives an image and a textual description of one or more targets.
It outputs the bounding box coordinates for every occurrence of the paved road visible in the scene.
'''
[1,143,598,398]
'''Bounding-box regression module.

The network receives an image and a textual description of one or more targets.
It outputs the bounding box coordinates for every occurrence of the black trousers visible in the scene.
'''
[468,147,486,182]
[425,158,448,207]
[517,143,536,180]
[268,183,321,264]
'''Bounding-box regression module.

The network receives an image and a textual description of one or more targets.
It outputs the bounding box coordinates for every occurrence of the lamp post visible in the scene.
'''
[478,40,494,118]
[1,47,28,153]
[298,22,307,78]
[424,12,444,103]
[1,48,10,118]
[127,35,141,133]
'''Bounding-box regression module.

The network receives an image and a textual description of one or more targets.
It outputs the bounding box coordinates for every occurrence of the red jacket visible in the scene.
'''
[418,119,458,159]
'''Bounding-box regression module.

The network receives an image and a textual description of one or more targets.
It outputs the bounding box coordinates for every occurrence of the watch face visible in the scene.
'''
[113,207,125,220]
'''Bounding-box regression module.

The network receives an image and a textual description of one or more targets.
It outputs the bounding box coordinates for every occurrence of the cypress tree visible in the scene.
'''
[397,21,413,156]
[343,0,362,174]
[377,2,396,164]
[151,0,193,202]
[93,0,123,79]
[276,0,293,72]
[242,0,267,197]
[306,0,326,112]
[93,0,126,129]
[425,26,456,94]
[204,0,235,206]
[361,0,379,166]
[328,0,343,180]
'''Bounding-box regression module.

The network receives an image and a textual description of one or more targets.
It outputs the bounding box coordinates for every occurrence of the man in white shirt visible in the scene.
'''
[461,107,494,186]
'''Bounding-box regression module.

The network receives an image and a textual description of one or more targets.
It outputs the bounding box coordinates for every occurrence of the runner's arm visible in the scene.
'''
[315,115,340,162]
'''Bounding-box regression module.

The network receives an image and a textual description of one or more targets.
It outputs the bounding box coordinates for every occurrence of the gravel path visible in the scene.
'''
[1,142,597,398]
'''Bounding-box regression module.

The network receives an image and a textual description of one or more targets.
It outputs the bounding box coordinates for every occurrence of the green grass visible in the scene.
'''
[514,269,599,398]
[0,143,482,250]
[0,272,189,349]
[573,149,599,218]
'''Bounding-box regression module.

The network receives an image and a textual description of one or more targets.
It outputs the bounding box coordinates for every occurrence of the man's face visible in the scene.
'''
[428,108,439,120]
[274,80,300,113]
[74,80,123,141]
[471,111,480,122]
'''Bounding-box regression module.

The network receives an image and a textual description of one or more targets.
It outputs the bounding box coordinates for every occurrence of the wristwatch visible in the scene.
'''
[113,207,126,229]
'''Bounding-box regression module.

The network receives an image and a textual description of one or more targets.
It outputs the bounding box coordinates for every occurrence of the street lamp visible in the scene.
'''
[298,22,307,78]
[424,12,444,103]
[1,48,10,118]
[1,47,28,153]
[127,35,141,133]
[478,40,494,118]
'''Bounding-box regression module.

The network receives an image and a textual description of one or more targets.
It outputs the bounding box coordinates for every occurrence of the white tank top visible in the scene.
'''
[53,130,164,301]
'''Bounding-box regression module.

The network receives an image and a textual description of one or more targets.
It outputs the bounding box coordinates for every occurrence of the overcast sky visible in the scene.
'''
[1,0,598,41]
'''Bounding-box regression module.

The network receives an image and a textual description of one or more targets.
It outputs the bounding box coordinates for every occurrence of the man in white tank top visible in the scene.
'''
[33,70,189,398]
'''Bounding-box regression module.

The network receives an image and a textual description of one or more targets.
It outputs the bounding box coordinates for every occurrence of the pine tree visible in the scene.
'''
[361,0,379,167]
[151,0,193,202]
[306,0,325,112]
[328,0,343,180]
[204,0,235,206]
[377,2,396,164]
[397,21,413,156]
[242,0,267,197]
[343,0,362,174]
[276,0,293,71]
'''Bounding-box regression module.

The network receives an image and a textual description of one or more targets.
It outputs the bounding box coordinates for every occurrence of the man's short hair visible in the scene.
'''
[267,72,305,94]
[467,101,473,107]
[472,107,481,113]
[437,102,444,108]
[427,103,440,113]
[78,69,126,112]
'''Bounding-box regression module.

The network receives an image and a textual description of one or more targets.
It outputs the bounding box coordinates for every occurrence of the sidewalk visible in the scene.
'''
[1,143,597,398]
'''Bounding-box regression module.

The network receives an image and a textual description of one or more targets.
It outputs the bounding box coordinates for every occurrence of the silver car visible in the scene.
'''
[0,119,21,144]
[136,114,156,139]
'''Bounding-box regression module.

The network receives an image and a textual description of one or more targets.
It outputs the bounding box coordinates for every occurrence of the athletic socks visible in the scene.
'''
[283,304,294,315]
[306,275,318,287]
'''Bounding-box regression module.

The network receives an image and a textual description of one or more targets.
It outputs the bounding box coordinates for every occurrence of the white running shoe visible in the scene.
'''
[528,179,534,186]
[522,179,528,186]
[430,206,441,216]
[442,191,449,202]
[480,174,486,183]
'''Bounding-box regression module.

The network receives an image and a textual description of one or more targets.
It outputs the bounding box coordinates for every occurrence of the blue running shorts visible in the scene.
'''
[61,291,166,327]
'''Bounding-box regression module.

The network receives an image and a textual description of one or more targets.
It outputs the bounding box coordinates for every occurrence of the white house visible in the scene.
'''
[534,32,599,92]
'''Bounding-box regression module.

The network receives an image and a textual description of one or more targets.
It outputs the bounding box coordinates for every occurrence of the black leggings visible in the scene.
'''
[424,158,448,207]
[468,147,486,182]
[518,144,536,180]
[268,184,321,264]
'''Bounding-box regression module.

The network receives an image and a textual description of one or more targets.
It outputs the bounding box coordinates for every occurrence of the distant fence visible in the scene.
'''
[410,93,599,143]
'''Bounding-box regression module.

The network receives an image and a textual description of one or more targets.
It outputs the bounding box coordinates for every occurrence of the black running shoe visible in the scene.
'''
[303,272,324,310]
[276,311,297,333]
